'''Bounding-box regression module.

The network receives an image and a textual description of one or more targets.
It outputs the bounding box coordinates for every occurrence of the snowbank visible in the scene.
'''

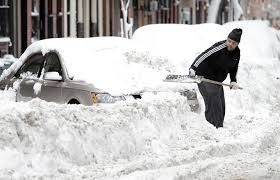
[223,20,280,59]
[132,23,227,73]
[132,20,280,69]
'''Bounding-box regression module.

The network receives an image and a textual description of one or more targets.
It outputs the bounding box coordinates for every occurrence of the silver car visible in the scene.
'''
[0,37,199,111]
[0,37,133,105]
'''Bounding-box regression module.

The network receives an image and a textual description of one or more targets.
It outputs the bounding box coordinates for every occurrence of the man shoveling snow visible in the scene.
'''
[189,28,243,128]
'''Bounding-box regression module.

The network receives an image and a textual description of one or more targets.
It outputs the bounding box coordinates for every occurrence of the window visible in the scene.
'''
[66,0,71,36]
[44,52,62,76]
[150,0,158,11]
[57,0,63,37]
[0,0,8,5]
[15,53,45,78]
[0,0,10,37]
[47,0,61,38]
[31,0,40,42]
[159,0,169,9]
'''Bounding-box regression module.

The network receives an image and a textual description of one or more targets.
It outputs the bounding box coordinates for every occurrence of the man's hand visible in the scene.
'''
[230,82,239,90]
[189,68,196,77]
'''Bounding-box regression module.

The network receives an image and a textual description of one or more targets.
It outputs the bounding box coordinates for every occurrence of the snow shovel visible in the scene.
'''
[163,74,243,90]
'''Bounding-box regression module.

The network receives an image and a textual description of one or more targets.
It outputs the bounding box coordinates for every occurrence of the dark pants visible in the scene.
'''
[198,82,225,128]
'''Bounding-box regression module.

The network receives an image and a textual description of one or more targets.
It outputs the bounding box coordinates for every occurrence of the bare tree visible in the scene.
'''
[232,0,243,21]
[207,0,222,23]
[120,0,133,38]
[207,0,243,23]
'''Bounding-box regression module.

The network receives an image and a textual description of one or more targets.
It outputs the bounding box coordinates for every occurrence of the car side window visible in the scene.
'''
[14,53,45,78]
[44,52,62,76]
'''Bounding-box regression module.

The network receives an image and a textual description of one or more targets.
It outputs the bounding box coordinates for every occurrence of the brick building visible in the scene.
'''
[0,0,122,57]
[240,0,280,29]
[1,0,188,58]
[1,0,279,58]
[180,0,209,24]
[242,0,272,20]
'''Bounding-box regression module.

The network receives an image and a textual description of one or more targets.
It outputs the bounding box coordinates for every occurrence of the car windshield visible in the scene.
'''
[14,53,45,78]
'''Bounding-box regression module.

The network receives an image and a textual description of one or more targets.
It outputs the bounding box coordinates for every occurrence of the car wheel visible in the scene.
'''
[68,99,80,104]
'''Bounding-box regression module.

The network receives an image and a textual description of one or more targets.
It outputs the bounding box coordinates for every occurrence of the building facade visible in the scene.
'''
[1,0,279,58]
[242,0,271,20]
[180,0,209,24]
[0,0,121,57]
[239,0,280,29]
[0,0,13,57]
[1,0,187,58]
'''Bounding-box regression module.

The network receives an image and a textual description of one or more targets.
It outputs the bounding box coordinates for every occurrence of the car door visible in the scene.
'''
[14,53,45,101]
[38,52,63,103]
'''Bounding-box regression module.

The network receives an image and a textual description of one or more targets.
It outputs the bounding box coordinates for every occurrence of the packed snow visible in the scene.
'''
[0,20,280,179]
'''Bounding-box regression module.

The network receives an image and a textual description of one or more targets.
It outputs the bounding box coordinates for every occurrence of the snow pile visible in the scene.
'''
[223,20,280,59]
[132,20,280,70]
[132,23,227,73]
[0,21,280,179]
[0,92,197,179]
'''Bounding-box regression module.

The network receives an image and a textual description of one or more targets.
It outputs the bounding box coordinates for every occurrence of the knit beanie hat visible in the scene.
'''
[228,28,242,42]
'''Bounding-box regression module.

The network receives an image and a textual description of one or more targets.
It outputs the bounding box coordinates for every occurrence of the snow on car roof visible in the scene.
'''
[2,37,187,96]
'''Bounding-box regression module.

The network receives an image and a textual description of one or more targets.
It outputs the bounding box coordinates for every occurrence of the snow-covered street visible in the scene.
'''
[0,21,280,179]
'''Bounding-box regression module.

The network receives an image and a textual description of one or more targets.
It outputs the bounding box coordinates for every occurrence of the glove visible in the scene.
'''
[230,82,239,90]
[189,68,196,77]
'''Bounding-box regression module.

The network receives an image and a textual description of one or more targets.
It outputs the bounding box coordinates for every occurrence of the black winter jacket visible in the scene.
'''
[190,40,240,82]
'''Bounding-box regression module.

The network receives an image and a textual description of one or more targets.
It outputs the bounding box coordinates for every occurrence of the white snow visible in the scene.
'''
[33,82,42,95]
[132,23,226,72]
[0,54,16,67]
[0,20,280,179]
[0,37,11,42]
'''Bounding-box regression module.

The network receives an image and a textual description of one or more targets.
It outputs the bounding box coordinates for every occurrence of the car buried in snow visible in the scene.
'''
[0,37,143,105]
[0,37,199,111]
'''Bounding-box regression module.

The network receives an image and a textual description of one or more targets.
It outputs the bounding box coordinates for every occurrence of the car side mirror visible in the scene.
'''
[44,72,62,81]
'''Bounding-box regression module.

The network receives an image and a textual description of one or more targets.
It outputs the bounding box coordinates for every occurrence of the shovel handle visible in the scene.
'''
[201,78,243,90]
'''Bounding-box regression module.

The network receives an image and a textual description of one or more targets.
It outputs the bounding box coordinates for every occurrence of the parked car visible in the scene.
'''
[0,36,199,111]
[0,37,137,105]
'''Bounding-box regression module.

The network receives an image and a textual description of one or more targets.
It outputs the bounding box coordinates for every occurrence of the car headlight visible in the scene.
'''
[91,92,119,103]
